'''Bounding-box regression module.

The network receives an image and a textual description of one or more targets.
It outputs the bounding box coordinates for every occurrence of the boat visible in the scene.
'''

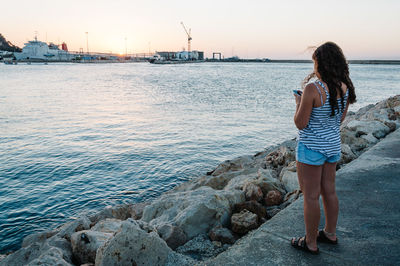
[13,35,71,62]
[2,52,17,64]
[3,59,17,65]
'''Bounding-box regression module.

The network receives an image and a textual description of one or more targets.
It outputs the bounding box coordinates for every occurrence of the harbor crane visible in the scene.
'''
[180,22,192,53]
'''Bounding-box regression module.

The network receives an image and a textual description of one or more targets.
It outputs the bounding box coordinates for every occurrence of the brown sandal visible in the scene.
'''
[317,229,338,244]
[291,236,319,255]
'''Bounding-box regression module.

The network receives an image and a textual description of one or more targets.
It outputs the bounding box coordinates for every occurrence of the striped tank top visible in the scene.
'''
[298,80,349,157]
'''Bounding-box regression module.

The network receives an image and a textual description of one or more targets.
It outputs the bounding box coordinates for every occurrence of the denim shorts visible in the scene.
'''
[296,142,341,166]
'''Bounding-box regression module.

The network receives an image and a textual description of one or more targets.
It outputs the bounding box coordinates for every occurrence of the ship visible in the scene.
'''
[14,35,71,62]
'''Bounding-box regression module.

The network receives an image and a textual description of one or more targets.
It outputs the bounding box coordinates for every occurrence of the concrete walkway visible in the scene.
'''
[201,128,400,266]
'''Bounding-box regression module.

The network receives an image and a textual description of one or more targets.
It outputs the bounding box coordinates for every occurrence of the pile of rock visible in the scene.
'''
[1,95,399,266]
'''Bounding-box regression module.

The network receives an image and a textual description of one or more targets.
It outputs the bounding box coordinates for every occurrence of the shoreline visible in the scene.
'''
[3,59,400,65]
[1,95,399,265]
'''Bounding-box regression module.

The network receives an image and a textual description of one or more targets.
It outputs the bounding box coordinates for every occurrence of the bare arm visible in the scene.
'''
[341,100,350,123]
[294,84,316,130]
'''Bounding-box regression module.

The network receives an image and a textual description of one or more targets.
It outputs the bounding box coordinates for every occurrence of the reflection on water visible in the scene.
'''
[0,62,399,252]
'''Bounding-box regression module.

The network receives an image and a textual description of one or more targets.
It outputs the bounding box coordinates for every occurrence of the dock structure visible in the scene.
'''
[212,52,222,60]
[67,51,155,62]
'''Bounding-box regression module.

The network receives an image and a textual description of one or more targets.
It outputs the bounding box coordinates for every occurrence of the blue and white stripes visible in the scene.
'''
[298,81,348,157]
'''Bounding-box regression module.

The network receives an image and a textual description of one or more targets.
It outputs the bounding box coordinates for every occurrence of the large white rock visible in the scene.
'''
[279,169,299,193]
[347,120,390,139]
[91,218,123,233]
[88,204,142,224]
[56,216,91,241]
[141,186,245,239]
[69,218,133,264]
[71,230,113,264]
[210,155,255,176]
[95,219,172,266]
[254,168,285,195]
[224,172,258,191]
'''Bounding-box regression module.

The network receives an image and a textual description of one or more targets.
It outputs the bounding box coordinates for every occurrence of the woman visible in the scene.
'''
[291,42,356,254]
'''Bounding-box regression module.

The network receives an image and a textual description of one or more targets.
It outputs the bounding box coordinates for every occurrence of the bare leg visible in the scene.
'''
[295,161,322,251]
[320,162,339,240]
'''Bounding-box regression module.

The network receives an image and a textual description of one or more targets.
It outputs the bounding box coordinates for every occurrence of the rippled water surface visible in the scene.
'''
[1,62,399,252]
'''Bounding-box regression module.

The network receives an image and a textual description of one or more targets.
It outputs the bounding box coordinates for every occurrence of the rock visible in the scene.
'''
[70,230,113,264]
[341,143,357,163]
[202,175,230,190]
[141,186,244,240]
[208,226,236,244]
[266,206,281,218]
[171,167,258,193]
[223,170,259,191]
[175,234,226,260]
[264,190,282,206]
[212,241,222,247]
[384,121,397,132]
[388,113,398,120]
[45,236,73,263]
[280,190,301,209]
[95,220,172,266]
[27,247,71,266]
[347,120,390,139]
[254,168,285,195]
[341,128,370,152]
[157,224,188,250]
[165,251,198,266]
[279,168,299,193]
[56,216,91,241]
[209,155,254,176]
[88,204,139,225]
[22,230,58,248]
[265,145,295,168]
[223,167,285,196]
[90,218,123,233]
[231,210,258,234]
[243,183,263,202]
[135,219,157,233]
[0,240,72,266]
[356,104,375,116]
[233,201,266,221]
[360,133,379,144]
[131,202,151,220]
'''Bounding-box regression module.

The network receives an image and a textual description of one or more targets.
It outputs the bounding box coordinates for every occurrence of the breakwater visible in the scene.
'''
[1,95,399,265]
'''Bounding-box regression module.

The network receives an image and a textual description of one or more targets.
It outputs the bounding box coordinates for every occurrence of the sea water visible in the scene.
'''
[0,62,399,252]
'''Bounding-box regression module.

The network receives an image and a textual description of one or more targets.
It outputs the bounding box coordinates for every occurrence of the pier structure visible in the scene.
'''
[212,52,222,60]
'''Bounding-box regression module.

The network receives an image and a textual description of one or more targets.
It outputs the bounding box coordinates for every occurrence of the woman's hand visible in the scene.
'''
[294,93,302,106]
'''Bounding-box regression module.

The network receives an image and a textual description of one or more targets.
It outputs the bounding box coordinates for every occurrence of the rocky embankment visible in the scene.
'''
[1,95,399,266]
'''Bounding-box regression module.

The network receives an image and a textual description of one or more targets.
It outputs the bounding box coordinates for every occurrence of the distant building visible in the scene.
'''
[197,51,204,60]
[155,51,176,60]
[155,50,204,61]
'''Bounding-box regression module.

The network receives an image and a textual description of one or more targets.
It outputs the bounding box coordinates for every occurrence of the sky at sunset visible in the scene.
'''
[2,0,399,59]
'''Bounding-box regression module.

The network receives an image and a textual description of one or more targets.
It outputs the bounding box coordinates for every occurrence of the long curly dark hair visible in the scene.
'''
[302,42,356,116]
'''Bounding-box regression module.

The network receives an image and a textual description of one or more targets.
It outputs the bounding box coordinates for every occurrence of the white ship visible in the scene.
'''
[14,36,71,61]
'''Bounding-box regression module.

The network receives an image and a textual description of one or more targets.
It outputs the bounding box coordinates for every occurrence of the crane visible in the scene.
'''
[180,22,192,54]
